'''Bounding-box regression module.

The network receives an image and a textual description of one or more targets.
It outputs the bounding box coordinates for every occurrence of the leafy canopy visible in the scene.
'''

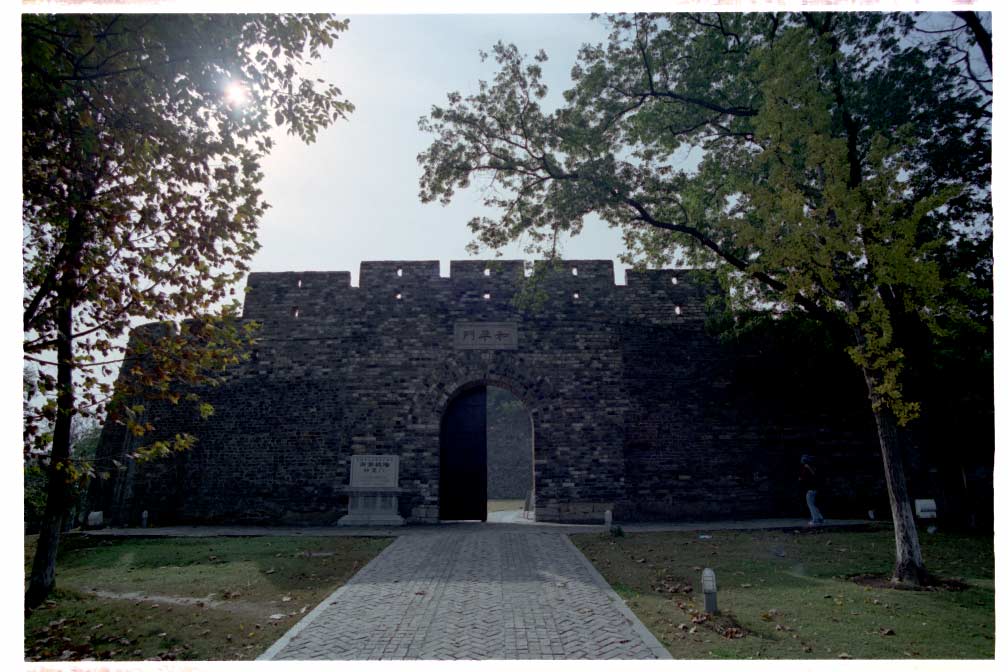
[22,14,353,465]
[418,12,991,423]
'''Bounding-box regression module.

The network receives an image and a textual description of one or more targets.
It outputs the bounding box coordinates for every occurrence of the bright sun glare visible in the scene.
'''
[225,81,249,107]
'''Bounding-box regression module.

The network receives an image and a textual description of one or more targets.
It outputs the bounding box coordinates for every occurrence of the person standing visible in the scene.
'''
[799,454,825,526]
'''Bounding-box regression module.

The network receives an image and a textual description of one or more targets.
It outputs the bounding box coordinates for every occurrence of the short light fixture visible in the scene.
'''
[573,292,580,300]
[484,268,491,276]
[572,267,579,276]
[483,292,491,300]
[672,276,678,285]
[395,292,402,300]
[397,268,403,277]
[701,567,718,614]
[675,306,682,316]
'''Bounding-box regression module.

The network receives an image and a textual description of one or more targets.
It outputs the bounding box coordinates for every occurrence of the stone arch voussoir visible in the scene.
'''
[413,352,555,424]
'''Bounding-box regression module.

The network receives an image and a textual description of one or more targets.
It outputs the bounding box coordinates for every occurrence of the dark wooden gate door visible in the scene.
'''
[439,386,487,521]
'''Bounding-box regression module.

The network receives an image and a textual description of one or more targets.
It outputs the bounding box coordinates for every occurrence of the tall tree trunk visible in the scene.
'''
[860,367,931,587]
[25,295,76,608]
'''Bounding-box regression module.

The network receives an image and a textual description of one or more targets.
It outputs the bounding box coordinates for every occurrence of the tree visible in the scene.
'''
[418,12,991,585]
[25,418,101,535]
[22,13,353,607]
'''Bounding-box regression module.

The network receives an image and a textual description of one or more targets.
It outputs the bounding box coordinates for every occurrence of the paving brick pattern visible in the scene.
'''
[264,528,667,660]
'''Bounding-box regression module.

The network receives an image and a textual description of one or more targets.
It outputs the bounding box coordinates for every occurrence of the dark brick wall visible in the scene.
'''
[90,260,886,526]
[486,386,533,500]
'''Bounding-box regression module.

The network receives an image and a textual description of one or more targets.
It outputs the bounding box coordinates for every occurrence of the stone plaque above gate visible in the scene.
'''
[454,322,518,350]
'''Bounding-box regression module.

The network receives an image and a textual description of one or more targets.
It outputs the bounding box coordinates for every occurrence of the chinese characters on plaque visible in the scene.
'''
[453,322,518,350]
[348,454,399,488]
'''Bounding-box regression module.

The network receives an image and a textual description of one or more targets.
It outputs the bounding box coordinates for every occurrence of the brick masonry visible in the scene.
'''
[89,260,885,525]
[486,386,533,500]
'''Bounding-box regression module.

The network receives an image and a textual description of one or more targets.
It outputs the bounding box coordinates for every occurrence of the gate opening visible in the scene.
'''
[486,386,534,522]
[438,384,534,522]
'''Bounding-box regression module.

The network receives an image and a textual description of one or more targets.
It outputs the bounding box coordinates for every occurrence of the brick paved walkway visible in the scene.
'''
[259,527,670,660]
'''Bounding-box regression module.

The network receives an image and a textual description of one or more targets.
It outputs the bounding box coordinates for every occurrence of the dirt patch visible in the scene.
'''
[84,590,273,617]
[847,573,970,592]
[689,609,748,639]
[650,575,694,595]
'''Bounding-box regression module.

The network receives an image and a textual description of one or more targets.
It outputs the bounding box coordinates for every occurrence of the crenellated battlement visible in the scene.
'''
[242,260,713,325]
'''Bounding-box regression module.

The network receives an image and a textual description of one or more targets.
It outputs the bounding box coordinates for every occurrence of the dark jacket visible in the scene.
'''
[799,463,820,491]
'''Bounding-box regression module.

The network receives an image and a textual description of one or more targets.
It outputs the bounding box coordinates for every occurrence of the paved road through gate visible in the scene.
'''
[259,526,670,660]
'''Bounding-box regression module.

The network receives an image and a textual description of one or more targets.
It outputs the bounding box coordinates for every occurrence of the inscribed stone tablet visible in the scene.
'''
[349,454,399,488]
[454,322,518,350]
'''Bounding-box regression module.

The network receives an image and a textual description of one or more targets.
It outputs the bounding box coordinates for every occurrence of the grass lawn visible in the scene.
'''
[24,534,392,661]
[572,524,994,659]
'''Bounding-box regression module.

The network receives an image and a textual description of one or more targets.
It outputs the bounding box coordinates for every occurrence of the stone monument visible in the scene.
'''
[337,454,405,526]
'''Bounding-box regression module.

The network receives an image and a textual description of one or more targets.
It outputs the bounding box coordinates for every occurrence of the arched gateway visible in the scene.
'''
[90,259,885,526]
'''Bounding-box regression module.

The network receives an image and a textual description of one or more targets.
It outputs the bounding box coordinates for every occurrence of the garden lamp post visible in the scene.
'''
[702,567,718,614]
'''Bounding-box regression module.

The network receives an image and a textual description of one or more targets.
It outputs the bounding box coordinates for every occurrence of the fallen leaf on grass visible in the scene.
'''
[282,596,292,602]
[722,627,745,639]
[880,628,895,636]
[838,653,851,659]
[265,569,276,575]
[269,614,285,620]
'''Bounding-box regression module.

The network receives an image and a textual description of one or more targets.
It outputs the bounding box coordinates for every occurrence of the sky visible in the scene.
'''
[252,13,629,286]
